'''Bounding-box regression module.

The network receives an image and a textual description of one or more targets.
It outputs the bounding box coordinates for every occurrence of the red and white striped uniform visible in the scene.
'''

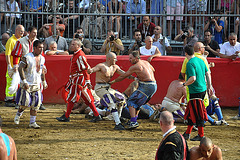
[66,49,93,104]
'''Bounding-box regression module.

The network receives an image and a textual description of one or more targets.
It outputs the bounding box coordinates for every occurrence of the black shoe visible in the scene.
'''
[114,123,125,130]
[182,132,190,140]
[89,115,102,123]
[5,100,16,107]
[39,104,46,110]
[56,114,70,122]
[190,135,204,141]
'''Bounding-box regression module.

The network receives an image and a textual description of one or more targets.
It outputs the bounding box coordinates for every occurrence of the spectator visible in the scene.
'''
[108,0,123,37]
[78,0,90,12]
[152,26,172,55]
[0,33,10,54]
[100,29,124,55]
[189,137,222,160]
[155,111,189,160]
[139,36,161,62]
[4,25,25,108]
[0,115,17,159]
[174,26,198,51]
[128,29,145,54]
[44,25,68,52]
[150,0,163,25]
[202,30,220,57]
[5,0,21,33]
[125,0,146,38]
[219,32,240,59]
[61,0,81,38]
[44,41,69,55]
[0,0,6,23]
[80,1,107,38]
[73,27,92,55]
[166,0,184,37]
[39,15,65,38]
[137,16,156,42]
[204,10,224,45]
[25,0,44,27]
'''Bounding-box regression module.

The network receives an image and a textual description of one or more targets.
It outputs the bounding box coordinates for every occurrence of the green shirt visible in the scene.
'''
[186,57,208,94]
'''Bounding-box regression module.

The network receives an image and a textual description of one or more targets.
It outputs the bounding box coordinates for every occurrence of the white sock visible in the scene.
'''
[96,108,106,116]
[30,115,36,124]
[112,111,121,125]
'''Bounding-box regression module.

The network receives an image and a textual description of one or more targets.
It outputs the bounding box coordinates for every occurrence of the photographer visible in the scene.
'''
[204,10,224,45]
[128,29,145,55]
[174,26,198,48]
[100,29,124,55]
[73,27,92,55]
[152,26,172,56]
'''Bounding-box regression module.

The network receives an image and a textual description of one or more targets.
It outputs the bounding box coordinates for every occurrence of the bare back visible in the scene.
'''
[94,62,121,83]
[190,146,222,160]
[166,80,186,103]
[130,59,155,82]
[0,135,17,160]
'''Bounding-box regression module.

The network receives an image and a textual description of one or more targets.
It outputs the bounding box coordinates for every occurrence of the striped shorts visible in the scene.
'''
[15,87,42,110]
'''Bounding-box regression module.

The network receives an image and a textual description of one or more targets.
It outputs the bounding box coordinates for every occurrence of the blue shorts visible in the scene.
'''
[127,81,157,109]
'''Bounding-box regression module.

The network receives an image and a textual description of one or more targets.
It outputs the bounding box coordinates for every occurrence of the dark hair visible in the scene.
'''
[184,46,194,56]
[107,29,114,33]
[33,40,44,48]
[178,73,184,80]
[133,29,141,35]
[76,27,83,31]
[0,115,2,127]
[130,50,140,59]
[28,26,37,32]
[204,29,212,35]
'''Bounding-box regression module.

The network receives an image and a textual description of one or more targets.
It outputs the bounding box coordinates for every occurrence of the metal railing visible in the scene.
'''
[0,0,239,55]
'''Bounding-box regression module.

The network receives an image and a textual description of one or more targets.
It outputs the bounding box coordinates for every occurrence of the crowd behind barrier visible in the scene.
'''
[0,0,240,55]
[0,54,239,107]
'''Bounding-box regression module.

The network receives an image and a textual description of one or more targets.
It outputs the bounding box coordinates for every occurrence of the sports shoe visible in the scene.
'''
[89,115,102,123]
[231,115,240,120]
[39,104,46,110]
[190,135,204,141]
[182,132,190,140]
[126,121,139,130]
[215,120,222,125]
[114,123,125,130]
[149,110,160,121]
[56,114,70,122]
[210,114,217,119]
[14,115,20,125]
[29,122,40,129]
[221,119,229,126]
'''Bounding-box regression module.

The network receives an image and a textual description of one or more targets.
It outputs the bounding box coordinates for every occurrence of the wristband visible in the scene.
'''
[23,79,27,84]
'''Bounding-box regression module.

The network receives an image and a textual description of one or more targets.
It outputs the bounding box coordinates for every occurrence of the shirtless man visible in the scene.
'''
[0,116,17,160]
[162,73,187,122]
[110,50,157,129]
[190,137,222,160]
[88,52,129,130]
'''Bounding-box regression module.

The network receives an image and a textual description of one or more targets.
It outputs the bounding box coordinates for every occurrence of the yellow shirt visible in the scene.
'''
[5,34,20,66]
[181,52,210,75]
[103,39,123,55]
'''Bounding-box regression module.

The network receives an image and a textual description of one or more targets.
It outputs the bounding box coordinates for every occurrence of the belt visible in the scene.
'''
[139,81,156,84]
[70,73,83,78]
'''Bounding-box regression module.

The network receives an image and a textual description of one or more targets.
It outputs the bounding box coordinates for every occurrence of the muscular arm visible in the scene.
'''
[18,57,27,81]
[184,76,196,86]
[148,47,161,62]
[110,66,135,84]
[88,64,101,74]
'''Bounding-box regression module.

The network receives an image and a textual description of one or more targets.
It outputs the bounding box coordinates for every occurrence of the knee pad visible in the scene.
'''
[100,94,117,110]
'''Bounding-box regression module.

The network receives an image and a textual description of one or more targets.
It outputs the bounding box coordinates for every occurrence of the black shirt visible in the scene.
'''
[202,40,220,57]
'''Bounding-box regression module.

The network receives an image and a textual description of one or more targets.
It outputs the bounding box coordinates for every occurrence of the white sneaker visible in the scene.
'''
[29,122,40,129]
[14,115,20,125]
[210,114,217,119]
[215,120,222,125]
[231,115,240,120]
[221,119,229,126]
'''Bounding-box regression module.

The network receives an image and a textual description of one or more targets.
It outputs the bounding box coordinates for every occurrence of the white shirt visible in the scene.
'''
[139,45,157,55]
[220,42,240,56]
[163,126,176,138]
[152,34,170,56]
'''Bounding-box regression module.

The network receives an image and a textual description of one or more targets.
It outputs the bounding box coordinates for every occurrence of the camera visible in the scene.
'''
[75,33,84,39]
[137,40,142,47]
[181,28,189,39]
[110,35,115,41]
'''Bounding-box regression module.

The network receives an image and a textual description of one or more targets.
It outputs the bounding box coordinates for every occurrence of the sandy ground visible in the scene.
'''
[0,103,240,160]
